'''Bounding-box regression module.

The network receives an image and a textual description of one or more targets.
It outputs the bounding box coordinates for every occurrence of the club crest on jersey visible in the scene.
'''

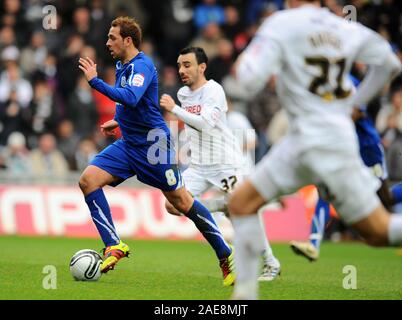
[132,73,145,87]
[121,76,127,87]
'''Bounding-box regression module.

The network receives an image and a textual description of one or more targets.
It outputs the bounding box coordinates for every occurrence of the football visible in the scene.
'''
[69,249,103,281]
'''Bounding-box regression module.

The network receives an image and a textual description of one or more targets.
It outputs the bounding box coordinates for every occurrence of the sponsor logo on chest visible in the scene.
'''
[184,105,202,115]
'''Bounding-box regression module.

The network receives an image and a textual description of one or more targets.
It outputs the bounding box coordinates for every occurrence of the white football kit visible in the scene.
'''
[237,5,395,224]
[176,80,244,197]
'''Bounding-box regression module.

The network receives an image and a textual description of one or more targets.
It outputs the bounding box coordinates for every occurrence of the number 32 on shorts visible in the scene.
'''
[221,175,238,193]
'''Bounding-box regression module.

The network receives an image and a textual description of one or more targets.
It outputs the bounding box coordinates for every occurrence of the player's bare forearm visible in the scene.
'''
[100,119,119,137]
[78,57,98,81]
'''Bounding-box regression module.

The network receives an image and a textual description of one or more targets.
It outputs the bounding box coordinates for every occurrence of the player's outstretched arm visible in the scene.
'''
[79,57,149,108]
[160,94,214,131]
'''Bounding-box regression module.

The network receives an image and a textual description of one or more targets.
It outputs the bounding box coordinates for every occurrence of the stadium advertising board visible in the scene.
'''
[0,185,311,241]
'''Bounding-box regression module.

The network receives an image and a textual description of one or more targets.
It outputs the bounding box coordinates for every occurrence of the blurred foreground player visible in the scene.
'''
[228,0,402,299]
[291,75,402,261]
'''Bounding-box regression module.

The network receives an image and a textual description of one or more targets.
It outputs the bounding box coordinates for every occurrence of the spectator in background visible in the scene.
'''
[27,78,60,138]
[245,0,282,26]
[0,25,16,52]
[221,5,243,42]
[153,0,194,66]
[37,53,58,90]
[56,119,80,171]
[20,30,48,78]
[372,0,401,46]
[191,22,224,60]
[141,38,164,72]
[193,0,225,31]
[376,87,402,149]
[70,6,93,45]
[56,33,85,101]
[74,138,98,172]
[66,75,98,139]
[3,131,31,178]
[205,38,234,84]
[233,22,259,55]
[30,132,69,178]
[0,90,27,146]
[89,0,112,63]
[0,46,33,109]
[1,0,30,46]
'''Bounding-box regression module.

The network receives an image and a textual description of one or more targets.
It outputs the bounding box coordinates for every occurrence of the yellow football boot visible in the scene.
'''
[220,246,236,286]
[101,240,130,273]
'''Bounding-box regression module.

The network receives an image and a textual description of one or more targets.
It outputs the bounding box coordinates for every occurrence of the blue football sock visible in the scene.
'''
[391,183,402,205]
[85,188,120,247]
[185,199,231,260]
[310,197,330,251]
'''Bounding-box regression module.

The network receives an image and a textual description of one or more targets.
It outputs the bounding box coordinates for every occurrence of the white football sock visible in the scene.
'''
[232,214,265,300]
[388,213,402,246]
[258,209,278,267]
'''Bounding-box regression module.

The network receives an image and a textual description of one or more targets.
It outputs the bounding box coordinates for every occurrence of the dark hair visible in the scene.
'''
[111,16,142,49]
[179,47,208,65]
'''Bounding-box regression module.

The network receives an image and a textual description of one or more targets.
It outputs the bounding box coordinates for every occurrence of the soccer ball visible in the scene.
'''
[69,249,103,281]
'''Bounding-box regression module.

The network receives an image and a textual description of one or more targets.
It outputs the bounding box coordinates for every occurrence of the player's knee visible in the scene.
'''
[78,173,94,194]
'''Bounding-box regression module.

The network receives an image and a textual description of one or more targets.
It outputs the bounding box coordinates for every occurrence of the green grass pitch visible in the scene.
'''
[0,236,401,300]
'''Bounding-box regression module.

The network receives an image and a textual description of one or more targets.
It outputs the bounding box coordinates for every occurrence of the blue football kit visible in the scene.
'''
[84,51,232,264]
[89,52,183,191]
[351,75,386,178]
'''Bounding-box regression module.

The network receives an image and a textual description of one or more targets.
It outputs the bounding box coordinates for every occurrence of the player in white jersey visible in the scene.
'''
[227,0,402,300]
[160,47,281,285]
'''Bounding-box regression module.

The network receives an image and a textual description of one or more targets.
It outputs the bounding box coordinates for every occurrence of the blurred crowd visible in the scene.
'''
[0,0,402,182]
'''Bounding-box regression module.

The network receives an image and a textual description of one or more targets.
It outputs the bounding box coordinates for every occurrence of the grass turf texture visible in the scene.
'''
[0,236,401,300]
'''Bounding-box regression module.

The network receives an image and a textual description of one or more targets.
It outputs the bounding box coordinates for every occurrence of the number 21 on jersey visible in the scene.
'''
[305,56,352,101]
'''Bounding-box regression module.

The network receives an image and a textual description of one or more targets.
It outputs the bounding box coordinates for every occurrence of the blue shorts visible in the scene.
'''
[90,138,184,191]
[359,142,388,180]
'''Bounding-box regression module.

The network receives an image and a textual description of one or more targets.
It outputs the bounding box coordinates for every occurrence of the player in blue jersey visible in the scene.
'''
[78,17,235,282]
[290,75,402,261]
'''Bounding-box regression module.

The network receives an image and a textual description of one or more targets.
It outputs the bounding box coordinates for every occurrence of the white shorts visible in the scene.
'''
[250,134,381,225]
[183,166,244,197]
